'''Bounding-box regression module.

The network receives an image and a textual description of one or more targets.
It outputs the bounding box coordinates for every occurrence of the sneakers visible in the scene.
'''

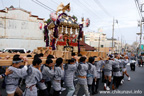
[61,87,66,91]
[112,84,115,90]
[104,83,110,90]
[74,79,78,81]
[104,83,106,87]
[106,86,110,90]
[60,92,62,94]
[121,79,124,84]
[121,80,123,85]
[104,83,107,90]
[128,77,131,81]
[122,79,124,82]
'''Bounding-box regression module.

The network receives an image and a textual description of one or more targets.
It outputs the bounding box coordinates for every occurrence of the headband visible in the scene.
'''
[12,60,23,64]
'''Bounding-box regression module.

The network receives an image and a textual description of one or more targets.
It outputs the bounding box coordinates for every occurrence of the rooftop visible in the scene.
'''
[0,6,44,21]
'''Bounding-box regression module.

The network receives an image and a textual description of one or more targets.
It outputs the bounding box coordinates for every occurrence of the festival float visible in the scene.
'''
[44,3,90,53]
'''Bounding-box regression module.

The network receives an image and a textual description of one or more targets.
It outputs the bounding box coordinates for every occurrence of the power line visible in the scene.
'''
[35,0,56,11]
[31,0,55,12]
[135,0,143,20]
[45,0,58,9]
[78,0,103,20]
[32,0,100,28]
[93,0,112,17]
[68,0,100,26]
[50,0,103,26]
[76,0,105,27]
[31,0,53,12]
[69,0,95,19]
[50,0,59,5]
[84,0,103,19]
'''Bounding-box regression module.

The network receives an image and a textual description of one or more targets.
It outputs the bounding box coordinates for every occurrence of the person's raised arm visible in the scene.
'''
[0,69,13,79]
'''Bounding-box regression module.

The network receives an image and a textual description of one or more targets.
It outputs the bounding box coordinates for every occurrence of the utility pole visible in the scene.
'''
[118,37,119,53]
[112,18,118,54]
[138,21,142,54]
[98,28,102,52]
[136,36,137,43]
[140,21,142,48]
[112,18,115,54]
[137,21,143,55]
[121,35,122,54]
[98,34,100,51]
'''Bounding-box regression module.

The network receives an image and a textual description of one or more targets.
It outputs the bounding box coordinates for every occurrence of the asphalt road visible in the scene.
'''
[0,64,144,96]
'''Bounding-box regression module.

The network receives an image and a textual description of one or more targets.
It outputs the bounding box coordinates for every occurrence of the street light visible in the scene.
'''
[136,33,142,35]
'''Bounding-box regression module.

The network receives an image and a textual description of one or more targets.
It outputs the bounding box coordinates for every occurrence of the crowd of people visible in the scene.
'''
[0,52,135,96]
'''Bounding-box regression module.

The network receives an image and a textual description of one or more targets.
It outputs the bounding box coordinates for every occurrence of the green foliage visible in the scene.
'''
[72,15,78,22]
[46,18,52,24]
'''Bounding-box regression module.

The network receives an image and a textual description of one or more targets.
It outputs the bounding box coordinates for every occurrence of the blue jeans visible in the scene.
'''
[66,86,75,96]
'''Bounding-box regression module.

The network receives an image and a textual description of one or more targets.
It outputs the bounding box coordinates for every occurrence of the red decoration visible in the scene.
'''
[50,13,57,21]
[67,7,71,12]
[85,18,90,27]
[39,23,42,29]
[69,42,78,46]
[72,34,77,39]
[57,41,66,46]
[50,41,66,46]
[59,34,63,40]
[50,41,77,46]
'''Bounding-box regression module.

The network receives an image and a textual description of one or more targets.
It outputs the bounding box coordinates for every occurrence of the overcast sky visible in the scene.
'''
[0,0,142,44]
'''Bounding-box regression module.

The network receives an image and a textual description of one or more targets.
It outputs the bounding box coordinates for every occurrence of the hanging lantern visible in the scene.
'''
[39,23,43,29]
[75,28,78,35]
[85,18,90,27]
[62,25,63,34]
[70,27,73,34]
[65,26,68,34]
[50,13,57,22]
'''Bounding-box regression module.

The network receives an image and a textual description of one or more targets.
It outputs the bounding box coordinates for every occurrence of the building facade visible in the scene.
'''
[0,7,45,51]
[85,31,123,53]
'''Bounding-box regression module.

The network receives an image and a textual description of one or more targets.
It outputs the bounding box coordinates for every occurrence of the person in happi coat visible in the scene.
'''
[112,56,122,90]
[87,57,97,95]
[23,58,42,96]
[52,58,64,96]
[103,57,113,90]
[5,54,28,96]
[93,57,104,94]
[64,58,77,96]
[73,56,90,96]
[40,58,55,95]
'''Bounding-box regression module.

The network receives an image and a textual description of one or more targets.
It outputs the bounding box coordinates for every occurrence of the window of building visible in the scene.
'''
[95,39,98,41]
[101,45,104,48]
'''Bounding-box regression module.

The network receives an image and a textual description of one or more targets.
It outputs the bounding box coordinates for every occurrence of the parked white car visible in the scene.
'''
[2,48,27,53]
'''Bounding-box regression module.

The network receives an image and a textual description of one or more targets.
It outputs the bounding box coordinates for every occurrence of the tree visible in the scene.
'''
[45,18,52,24]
